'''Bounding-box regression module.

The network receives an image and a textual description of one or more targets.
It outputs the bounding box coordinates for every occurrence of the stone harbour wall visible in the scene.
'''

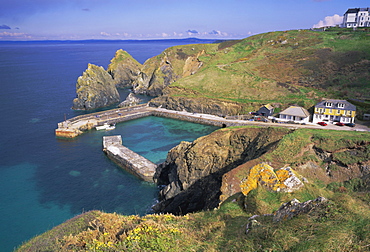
[103,135,157,182]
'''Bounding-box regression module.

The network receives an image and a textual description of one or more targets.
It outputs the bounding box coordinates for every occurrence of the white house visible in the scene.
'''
[278,106,310,124]
[342,7,370,28]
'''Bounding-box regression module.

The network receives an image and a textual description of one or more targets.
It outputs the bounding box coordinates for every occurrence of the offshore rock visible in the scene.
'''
[74,46,208,107]
[118,93,142,107]
[72,64,119,110]
[153,127,289,215]
[107,49,142,88]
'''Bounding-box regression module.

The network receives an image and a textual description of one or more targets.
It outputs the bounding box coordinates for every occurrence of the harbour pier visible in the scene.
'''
[103,135,157,182]
[55,104,154,138]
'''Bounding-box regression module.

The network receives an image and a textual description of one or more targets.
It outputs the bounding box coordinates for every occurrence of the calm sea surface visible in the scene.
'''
[0,39,218,251]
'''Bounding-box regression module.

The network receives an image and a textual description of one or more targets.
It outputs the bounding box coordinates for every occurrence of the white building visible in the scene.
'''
[342,7,370,28]
[278,106,310,124]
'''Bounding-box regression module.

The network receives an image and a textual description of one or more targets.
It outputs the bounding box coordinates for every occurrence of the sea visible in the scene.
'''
[0,38,219,251]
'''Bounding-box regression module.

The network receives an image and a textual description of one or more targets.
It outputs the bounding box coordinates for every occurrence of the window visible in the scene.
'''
[338,103,345,108]
[325,102,333,107]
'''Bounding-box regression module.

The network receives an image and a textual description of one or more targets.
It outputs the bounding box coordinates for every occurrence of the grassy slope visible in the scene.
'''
[17,189,370,251]
[166,30,370,112]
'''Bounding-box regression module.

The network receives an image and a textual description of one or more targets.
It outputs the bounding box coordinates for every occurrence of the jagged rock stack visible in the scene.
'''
[72,64,120,110]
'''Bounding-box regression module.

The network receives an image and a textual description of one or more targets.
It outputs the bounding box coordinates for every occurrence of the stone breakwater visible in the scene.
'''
[103,135,157,182]
[55,104,152,138]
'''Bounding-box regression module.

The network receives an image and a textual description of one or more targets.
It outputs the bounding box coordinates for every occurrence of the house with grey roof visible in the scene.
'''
[312,99,356,124]
[278,106,310,124]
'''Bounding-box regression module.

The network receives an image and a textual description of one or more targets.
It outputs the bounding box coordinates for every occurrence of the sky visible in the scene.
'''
[0,0,368,41]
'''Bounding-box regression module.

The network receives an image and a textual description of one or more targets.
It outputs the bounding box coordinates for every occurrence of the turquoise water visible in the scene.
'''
[0,40,218,251]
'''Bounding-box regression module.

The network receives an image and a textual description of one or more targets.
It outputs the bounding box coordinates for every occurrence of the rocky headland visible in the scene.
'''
[153,127,291,214]
[72,63,120,110]
[153,126,370,215]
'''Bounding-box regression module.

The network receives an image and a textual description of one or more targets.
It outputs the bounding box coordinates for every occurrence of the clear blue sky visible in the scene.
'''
[0,0,368,40]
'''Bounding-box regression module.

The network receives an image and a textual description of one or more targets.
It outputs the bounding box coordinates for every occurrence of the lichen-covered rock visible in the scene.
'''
[107,49,142,88]
[276,166,305,192]
[240,163,304,196]
[273,197,328,222]
[72,64,119,110]
[118,93,142,107]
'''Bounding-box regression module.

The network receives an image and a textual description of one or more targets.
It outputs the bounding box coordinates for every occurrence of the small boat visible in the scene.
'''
[105,124,116,131]
[96,123,110,130]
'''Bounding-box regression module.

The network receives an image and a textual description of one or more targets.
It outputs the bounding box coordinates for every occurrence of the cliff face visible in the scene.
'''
[72,64,120,110]
[153,127,290,214]
[131,48,207,96]
[149,87,246,116]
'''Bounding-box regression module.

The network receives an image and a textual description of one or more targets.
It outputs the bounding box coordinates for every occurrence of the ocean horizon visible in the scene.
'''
[0,39,219,251]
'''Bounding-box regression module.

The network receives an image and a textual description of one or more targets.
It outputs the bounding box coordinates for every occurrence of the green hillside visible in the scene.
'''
[161,29,370,113]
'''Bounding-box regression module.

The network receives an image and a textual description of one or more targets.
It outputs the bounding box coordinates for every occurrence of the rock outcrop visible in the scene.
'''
[107,49,142,88]
[273,197,328,222]
[118,93,142,107]
[149,91,246,117]
[72,64,120,110]
[153,127,290,215]
[131,49,206,96]
[240,163,304,196]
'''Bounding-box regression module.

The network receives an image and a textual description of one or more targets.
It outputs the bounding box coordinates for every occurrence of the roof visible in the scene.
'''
[263,104,274,110]
[315,99,356,111]
[345,8,360,14]
[345,7,370,14]
[279,106,310,118]
[258,104,273,111]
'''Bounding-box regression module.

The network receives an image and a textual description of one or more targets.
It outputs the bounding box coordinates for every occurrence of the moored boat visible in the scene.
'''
[96,123,110,130]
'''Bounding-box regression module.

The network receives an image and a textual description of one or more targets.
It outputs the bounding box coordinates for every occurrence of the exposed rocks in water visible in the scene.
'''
[118,93,142,107]
[153,127,289,215]
[107,49,142,88]
[74,47,208,105]
[72,64,120,110]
